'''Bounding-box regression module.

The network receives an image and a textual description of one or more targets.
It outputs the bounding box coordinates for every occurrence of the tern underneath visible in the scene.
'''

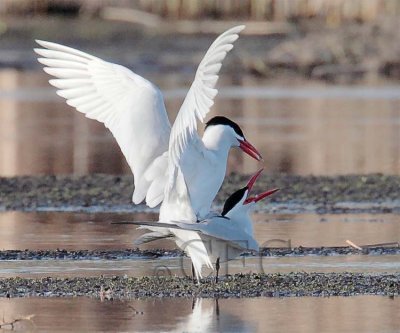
[119,169,279,281]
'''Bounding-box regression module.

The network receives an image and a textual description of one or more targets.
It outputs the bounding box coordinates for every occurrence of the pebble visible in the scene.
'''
[1,273,398,298]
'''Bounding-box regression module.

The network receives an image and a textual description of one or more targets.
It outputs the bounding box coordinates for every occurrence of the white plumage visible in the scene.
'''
[35,26,265,280]
[35,40,171,207]
[34,26,250,217]
[128,170,279,279]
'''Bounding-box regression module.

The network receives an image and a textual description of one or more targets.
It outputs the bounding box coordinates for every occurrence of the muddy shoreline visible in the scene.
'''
[1,273,398,298]
[0,246,399,261]
[2,174,400,213]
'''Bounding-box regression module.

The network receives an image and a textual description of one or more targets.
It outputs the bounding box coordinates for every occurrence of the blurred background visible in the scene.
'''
[1,0,400,177]
[0,4,399,330]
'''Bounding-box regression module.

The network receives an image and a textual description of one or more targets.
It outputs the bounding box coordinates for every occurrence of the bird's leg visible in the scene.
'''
[191,263,196,281]
[215,257,220,283]
[191,298,197,310]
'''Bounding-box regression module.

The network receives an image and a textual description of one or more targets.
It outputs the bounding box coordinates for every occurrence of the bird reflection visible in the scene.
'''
[174,298,213,332]
[173,298,254,333]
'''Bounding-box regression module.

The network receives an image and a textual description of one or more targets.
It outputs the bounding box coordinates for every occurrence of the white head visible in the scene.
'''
[221,169,279,234]
[202,116,262,160]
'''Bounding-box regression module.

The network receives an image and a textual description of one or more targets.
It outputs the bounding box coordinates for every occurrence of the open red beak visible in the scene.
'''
[246,168,264,191]
[244,168,279,204]
[239,139,263,161]
[245,188,280,204]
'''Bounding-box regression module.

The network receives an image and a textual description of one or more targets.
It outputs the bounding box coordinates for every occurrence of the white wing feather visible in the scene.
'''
[34,40,171,206]
[166,25,245,194]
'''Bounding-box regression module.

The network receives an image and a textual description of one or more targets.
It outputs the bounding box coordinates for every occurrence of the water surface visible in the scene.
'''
[0,296,398,333]
[1,70,400,176]
[1,37,400,333]
[0,212,398,250]
[1,255,399,278]
[0,212,398,277]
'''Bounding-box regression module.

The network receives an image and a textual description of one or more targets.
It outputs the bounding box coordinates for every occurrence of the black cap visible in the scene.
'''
[205,116,244,138]
[221,187,247,216]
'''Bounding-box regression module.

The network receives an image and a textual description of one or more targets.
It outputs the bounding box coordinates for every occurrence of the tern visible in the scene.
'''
[34,25,262,221]
[119,169,279,280]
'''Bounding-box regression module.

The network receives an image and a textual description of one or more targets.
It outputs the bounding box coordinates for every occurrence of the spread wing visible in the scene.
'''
[166,25,245,195]
[34,41,171,206]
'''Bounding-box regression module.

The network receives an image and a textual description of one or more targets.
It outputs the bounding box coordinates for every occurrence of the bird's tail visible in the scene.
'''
[175,230,214,280]
[134,230,173,245]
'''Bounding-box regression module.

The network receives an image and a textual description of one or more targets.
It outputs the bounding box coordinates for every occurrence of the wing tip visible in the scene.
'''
[35,39,50,48]
[48,79,60,86]
[132,193,144,205]
[227,25,246,35]
[146,194,163,208]
[37,57,47,65]
[33,47,43,56]
[55,90,66,99]
[42,67,52,75]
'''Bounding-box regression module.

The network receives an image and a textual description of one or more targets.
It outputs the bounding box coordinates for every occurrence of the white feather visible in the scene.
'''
[166,25,245,195]
[35,39,171,205]
[35,25,245,212]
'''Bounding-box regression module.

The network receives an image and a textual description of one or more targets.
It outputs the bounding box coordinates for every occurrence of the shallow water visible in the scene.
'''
[1,70,400,176]
[0,212,398,277]
[1,37,400,333]
[1,255,400,278]
[0,296,398,333]
[0,212,399,250]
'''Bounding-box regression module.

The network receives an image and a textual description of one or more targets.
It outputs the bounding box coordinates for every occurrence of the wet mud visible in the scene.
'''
[1,273,398,298]
[0,246,399,261]
[1,174,400,213]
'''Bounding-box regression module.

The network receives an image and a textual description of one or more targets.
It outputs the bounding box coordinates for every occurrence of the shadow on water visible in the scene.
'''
[0,296,399,332]
[1,70,400,176]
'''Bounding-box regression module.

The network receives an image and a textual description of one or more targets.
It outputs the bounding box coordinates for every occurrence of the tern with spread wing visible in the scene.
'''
[120,169,279,280]
[34,26,262,221]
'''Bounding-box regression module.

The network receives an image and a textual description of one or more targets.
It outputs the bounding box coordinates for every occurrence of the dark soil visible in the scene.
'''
[0,246,399,261]
[1,273,399,298]
[1,173,400,213]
